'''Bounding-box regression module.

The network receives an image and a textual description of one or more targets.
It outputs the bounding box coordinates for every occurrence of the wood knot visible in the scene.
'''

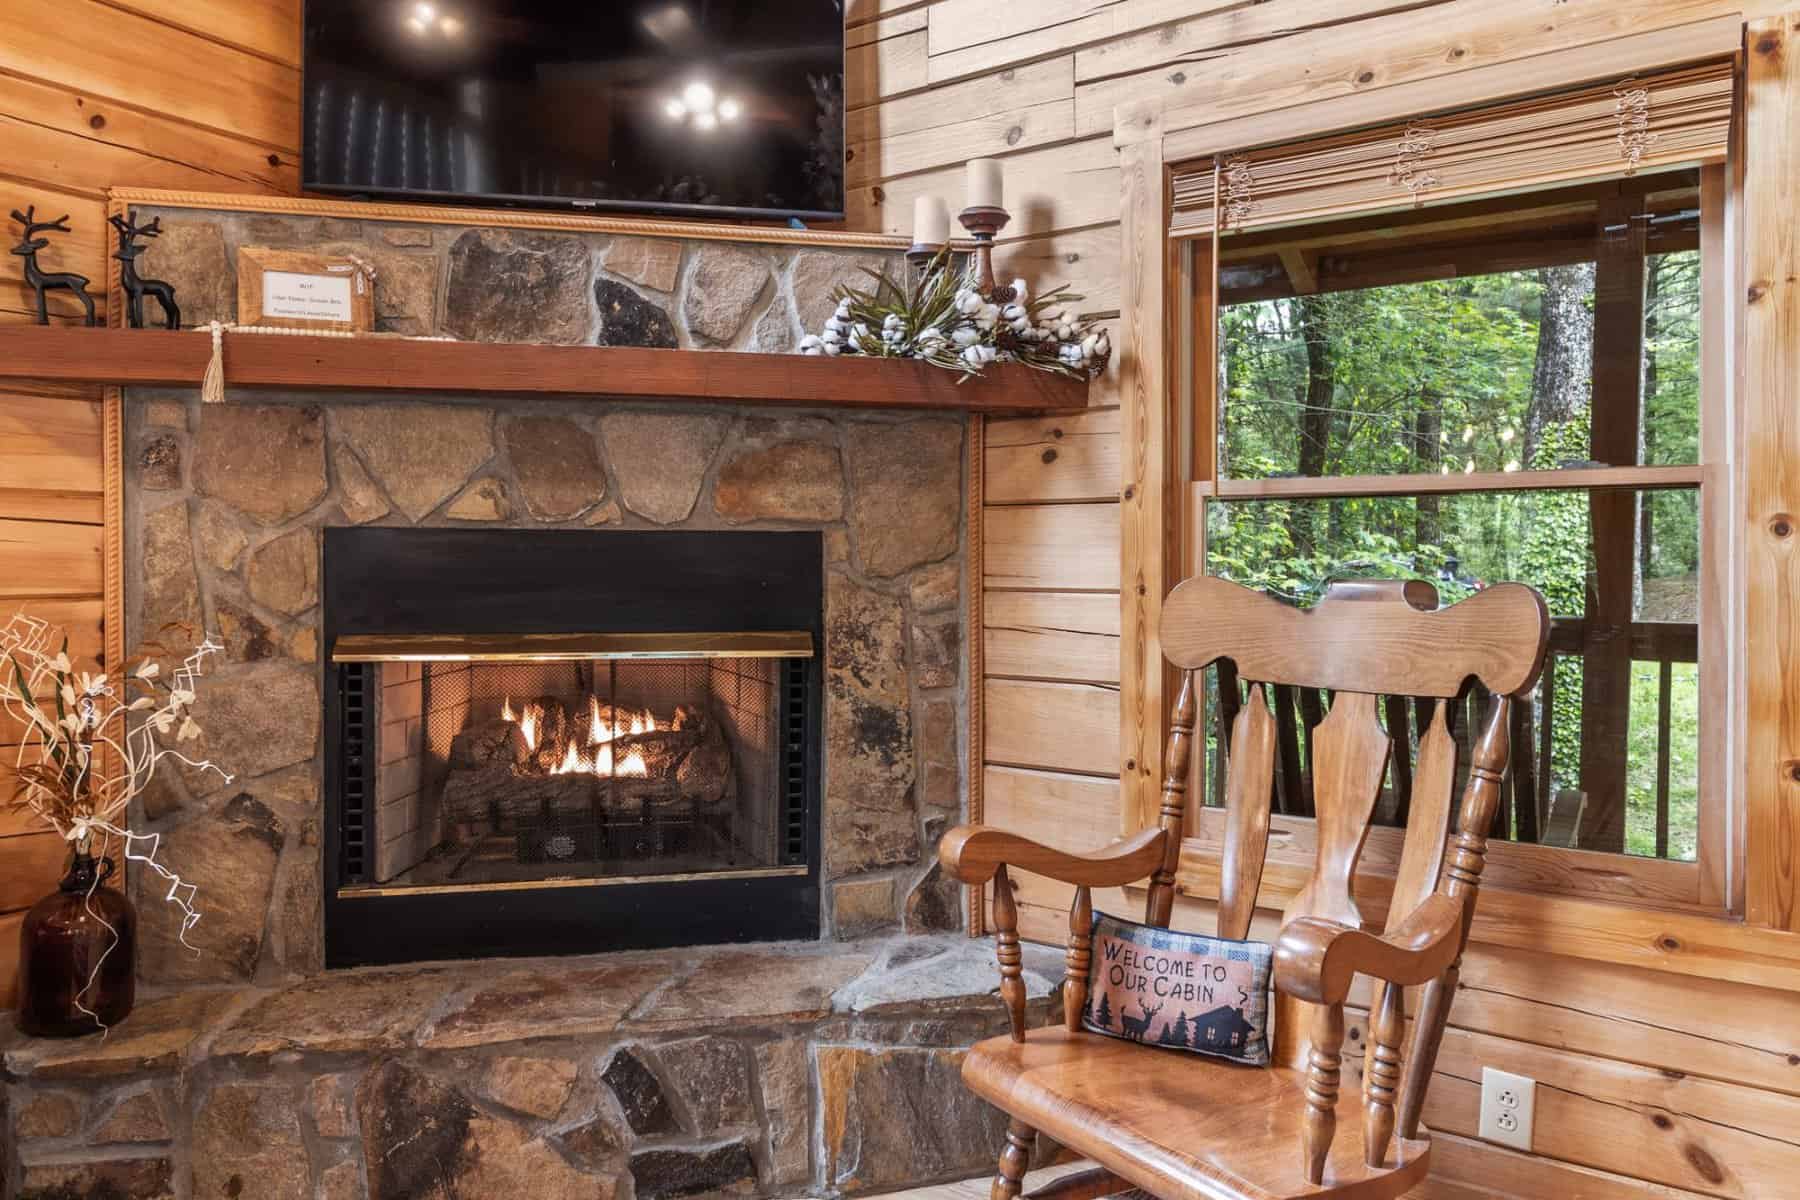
[1658,935,1681,952]
[1684,1143,1727,1185]
[1124,758,1137,771]
[1748,282,1768,304]
[1770,514,1794,538]
[1784,760,1800,783]
[1006,125,1024,146]
[89,113,106,130]
[1787,1054,1800,1066]
[871,186,886,204]
[1356,71,1375,84]
[1449,46,1467,59]
[1755,33,1781,55]
[1051,427,1064,439]
[1169,71,1187,86]
[1652,1113,1674,1130]
[1041,448,1058,464]
[1123,484,1136,500]
[267,153,281,167]
[846,147,856,161]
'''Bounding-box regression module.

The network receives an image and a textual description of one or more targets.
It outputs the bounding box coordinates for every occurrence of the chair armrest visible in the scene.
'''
[1273,893,1465,1005]
[938,825,1166,889]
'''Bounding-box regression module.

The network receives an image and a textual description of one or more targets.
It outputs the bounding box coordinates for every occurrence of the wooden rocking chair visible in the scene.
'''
[941,576,1549,1200]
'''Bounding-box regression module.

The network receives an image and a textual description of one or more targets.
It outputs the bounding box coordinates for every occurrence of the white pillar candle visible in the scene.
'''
[966,158,1004,210]
[912,195,950,246]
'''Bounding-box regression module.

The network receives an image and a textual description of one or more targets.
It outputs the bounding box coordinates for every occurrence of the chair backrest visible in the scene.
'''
[1150,576,1549,1073]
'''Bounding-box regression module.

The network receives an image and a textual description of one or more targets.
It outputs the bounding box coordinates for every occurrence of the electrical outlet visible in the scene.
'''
[1478,1067,1536,1151]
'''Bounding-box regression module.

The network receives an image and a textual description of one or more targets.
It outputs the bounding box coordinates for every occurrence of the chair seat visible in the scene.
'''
[963,1027,1430,1200]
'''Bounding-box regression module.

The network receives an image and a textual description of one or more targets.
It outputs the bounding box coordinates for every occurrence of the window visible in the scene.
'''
[1175,65,1736,907]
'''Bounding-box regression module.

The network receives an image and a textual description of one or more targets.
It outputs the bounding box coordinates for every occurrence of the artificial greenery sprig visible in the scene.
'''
[797,251,1111,382]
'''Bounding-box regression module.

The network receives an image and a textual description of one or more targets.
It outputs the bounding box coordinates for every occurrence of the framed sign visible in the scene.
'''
[236,247,374,331]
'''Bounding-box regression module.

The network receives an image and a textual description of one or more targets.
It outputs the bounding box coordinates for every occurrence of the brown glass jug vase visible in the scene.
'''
[15,851,136,1037]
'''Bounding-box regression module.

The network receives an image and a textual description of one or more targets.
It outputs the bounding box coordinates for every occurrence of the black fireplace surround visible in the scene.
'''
[322,527,823,968]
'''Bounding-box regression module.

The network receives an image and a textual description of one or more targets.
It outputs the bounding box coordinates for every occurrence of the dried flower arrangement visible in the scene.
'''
[797,253,1112,381]
[2,614,231,948]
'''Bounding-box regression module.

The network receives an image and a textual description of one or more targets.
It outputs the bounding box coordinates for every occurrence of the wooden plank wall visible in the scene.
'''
[838,1,1800,1196]
[0,2,1793,1195]
[0,0,301,1006]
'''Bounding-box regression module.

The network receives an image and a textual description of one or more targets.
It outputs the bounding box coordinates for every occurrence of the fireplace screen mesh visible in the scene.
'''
[363,656,789,890]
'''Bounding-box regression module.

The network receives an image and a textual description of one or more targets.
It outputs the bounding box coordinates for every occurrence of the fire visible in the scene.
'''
[506,695,658,778]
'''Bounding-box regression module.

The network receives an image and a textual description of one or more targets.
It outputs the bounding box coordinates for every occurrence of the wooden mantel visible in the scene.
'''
[0,326,1089,413]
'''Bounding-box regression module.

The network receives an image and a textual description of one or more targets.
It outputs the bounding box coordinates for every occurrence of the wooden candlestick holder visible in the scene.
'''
[959,205,1013,302]
[906,244,946,276]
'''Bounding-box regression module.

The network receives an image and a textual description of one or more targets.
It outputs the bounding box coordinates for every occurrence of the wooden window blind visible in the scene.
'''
[1170,60,1734,237]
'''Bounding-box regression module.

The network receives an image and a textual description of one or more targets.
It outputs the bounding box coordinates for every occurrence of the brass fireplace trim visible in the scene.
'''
[337,863,810,899]
[330,631,815,663]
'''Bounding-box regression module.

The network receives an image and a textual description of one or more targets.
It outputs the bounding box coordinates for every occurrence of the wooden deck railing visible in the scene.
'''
[1203,616,1697,857]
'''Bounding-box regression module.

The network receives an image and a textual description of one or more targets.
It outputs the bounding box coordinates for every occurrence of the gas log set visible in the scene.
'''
[443,694,736,858]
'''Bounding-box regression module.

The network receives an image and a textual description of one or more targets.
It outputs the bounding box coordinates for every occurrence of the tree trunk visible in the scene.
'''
[1523,263,1596,467]
[1413,386,1443,548]
[1293,295,1335,556]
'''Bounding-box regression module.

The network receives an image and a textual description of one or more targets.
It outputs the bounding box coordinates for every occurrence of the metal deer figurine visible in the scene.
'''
[10,207,97,326]
[109,212,180,330]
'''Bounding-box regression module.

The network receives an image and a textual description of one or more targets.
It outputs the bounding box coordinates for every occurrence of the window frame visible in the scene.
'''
[1171,111,1738,916]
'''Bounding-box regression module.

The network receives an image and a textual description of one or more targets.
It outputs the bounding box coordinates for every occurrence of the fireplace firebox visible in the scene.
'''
[322,527,822,967]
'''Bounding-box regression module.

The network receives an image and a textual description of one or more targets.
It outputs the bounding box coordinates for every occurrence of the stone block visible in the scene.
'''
[419,960,670,1049]
[92,1088,171,1143]
[311,1073,356,1138]
[139,433,182,490]
[445,475,513,520]
[817,1045,1006,1192]
[684,244,771,344]
[139,501,200,633]
[16,1091,81,1138]
[444,230,591,345]
[753,1039,812,1186]
[212,969,454,1057]
[140,219,233,325]
[1,989,243,1080]
[825,575,917,877]
[904,863,963,933]
[599,411,729,524]
[487,1055,579,1119]
[911,618,961,690]
[832,876,896,939]
[334,404,495,522]
[193,403,329,526]
[180,664,320,788]
[844,419,964,577]
[19,1158,174,1200]
[138,793,284,984]
[332,444,391,524]
[600,1047,677,1135]
[192,1082,310,1200]
[629,1141,757,1200]
[712,439,845,523]
[594,279,679,348]
[604,237,683,292]
[909,562,960,614]
[247,527,319,615]
[625,947,873,1031]
[194,502,249,572]
[655,1036,755,1133]
[790,251,897,336]
[505,416,606,520]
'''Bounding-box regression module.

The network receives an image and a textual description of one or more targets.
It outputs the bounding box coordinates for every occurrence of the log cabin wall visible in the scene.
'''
[0,3,300,1006]
[1,2,1797,1195]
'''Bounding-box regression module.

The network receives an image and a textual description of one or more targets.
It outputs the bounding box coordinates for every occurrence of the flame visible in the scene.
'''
[521,696,655,778]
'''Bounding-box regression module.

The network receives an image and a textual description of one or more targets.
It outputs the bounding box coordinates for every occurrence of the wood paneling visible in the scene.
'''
[984,503,1121,590]
[984,592,1121,683]
[0,0,300,1008]
[1742,13,1800,932]
[985,678,1119,775]
[985,408,1122,504]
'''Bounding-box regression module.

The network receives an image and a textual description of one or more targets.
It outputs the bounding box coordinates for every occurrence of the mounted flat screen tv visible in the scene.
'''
[302,1,846,221]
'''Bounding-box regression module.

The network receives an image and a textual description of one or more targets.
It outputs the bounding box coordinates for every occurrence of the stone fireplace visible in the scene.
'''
[126,393,967,981]
[322,526,824,965]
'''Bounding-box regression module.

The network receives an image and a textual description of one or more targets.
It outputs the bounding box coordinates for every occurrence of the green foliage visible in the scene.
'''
[1208,250,1704,858]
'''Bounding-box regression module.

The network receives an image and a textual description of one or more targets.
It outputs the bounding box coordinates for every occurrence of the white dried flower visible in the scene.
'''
[170,688,195,707]
[50,652,71,673]
[798,335,825,355]
[823,341,842,356]
[951,326,982,347]
[134,661,159,681]
[955,289,981,315]
[1009,279,1028,302]
[824,316,845,334]
[835,297,853,319]
[1093,330,1112,358]
[178,716,201,742]
[1081,333,1100,358]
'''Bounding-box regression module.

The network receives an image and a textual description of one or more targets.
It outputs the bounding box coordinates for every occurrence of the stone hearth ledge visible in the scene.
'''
[2,937,1065,1200]
[1,934,1061,1077]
